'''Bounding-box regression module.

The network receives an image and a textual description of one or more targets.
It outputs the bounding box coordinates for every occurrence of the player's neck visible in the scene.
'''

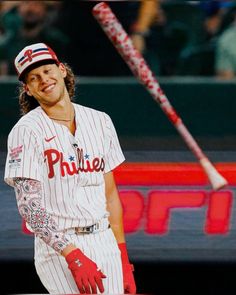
[46,101,76,135]
[41,94,76,135]
[43,96,75,122]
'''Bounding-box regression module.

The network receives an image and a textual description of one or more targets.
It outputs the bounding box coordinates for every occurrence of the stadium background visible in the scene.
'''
[1,1,236,294]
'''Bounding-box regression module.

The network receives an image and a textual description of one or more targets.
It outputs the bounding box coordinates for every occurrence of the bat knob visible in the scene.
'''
[200,158,228,190]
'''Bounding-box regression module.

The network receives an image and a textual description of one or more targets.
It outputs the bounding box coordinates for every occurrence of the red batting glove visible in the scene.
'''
[118,243,136,294]
[65,249,106,294]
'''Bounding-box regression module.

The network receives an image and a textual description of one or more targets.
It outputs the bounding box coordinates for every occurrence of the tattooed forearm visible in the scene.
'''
[13,177,70,253]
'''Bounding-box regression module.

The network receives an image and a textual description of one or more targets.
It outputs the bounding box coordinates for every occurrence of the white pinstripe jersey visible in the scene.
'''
[4,103,125,229]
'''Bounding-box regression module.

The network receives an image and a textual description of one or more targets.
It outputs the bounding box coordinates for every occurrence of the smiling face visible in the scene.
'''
[24,63,68,107]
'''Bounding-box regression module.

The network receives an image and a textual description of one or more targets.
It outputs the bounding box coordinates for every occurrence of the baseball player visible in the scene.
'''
[4,42,136,294]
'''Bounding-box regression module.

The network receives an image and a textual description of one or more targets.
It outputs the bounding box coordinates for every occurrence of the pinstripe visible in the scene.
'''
[38,115,55,213]
[76,109,96,186]
[55,252,74,292]
[45,258,65,292]
[35,241,63,293]
[56,125,71,218]
[83,106,101,152]
[22,127,26,177]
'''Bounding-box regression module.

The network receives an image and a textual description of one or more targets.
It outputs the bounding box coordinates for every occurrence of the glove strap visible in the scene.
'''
[65,248,84,265]
[118,242,130,264]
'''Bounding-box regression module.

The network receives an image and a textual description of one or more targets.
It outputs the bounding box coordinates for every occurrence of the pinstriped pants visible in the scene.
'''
[34,228,123,294]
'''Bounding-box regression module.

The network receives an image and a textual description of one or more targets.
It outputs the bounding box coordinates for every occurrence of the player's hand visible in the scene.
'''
[118,243,136,294]
[65,248,106,294]
[122,263,136,294]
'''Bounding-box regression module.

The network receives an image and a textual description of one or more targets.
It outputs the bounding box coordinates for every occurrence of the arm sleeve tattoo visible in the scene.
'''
[13,177,71,253]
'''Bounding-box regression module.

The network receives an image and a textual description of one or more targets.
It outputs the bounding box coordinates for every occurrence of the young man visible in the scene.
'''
[4,43,136,294]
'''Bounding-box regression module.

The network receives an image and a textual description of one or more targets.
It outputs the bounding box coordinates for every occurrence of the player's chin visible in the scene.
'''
[42,95,61,106]
[42,89,60,100]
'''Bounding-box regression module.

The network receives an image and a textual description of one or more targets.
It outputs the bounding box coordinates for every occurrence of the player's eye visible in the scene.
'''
[29,76,36,82]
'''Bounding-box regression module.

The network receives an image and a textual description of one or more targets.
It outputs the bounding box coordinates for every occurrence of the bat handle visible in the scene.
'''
[199,158,228,190]
[174,122,228,190]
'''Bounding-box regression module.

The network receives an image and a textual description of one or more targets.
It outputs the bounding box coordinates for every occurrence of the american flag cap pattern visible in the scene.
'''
[14,43,60,81]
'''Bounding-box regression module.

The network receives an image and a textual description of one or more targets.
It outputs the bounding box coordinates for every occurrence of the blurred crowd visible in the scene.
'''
[0,0,236,79]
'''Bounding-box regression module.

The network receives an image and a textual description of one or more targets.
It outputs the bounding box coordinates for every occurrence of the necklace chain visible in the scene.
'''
[49,116,73,122]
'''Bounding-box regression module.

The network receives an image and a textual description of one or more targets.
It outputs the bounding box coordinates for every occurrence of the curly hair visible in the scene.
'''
[18,63,75,115]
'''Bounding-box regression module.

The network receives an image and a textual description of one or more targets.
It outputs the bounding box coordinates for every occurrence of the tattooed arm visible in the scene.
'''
[13,177,72,254]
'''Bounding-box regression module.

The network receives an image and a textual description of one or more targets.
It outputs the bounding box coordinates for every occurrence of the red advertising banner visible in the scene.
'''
[114,162,236,186]
[113,162,236,236]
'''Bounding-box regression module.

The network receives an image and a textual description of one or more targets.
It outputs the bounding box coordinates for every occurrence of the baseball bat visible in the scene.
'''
[92,2,228,191]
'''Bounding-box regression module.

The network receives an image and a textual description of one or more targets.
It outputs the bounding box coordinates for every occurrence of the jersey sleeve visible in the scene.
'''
[4,125,42,187]
[103,114,125,173]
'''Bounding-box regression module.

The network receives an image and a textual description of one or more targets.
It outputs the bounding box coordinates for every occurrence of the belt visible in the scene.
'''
[65,218,110,235]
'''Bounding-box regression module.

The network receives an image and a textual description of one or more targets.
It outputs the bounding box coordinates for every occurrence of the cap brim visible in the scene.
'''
[19,59,58,82]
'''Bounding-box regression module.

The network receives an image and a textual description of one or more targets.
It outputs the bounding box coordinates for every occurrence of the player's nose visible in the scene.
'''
[40,73,49,84]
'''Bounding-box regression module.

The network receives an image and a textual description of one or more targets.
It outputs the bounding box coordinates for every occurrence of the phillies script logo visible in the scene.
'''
[44,148,105,178]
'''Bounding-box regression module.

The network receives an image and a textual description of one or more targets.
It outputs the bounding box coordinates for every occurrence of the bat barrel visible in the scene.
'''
[93,3,166,102]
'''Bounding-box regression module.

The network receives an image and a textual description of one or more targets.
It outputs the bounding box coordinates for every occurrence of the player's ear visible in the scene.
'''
[59,63,67,78]
[24,84,32,96]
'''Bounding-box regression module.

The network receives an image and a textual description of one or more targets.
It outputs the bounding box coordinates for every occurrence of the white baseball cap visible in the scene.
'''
[14,42,60,81]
